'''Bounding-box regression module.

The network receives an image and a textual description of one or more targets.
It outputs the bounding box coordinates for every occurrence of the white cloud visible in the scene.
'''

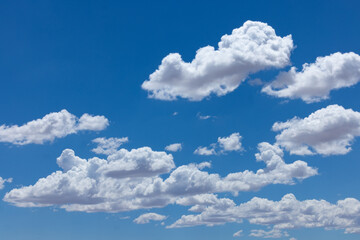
[92,137,129,155]
[249,228,289,238]
[194,146,216,156]
[0,110,109,145]
[218,133,243,151]
[4,142,316,213]
[0,177,12,190]
[233,230,243,237]
[142,21,293,101]
[197,113,213,120]
[194,132,243,155]
[273,104,360,155]
[169,193,360,234]
[133,212,167,224]
[165,143,182,152]
[262,52,360,103]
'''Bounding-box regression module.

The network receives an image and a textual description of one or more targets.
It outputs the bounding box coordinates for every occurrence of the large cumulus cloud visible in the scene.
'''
[4,143,316,213]
[142,21,293,101]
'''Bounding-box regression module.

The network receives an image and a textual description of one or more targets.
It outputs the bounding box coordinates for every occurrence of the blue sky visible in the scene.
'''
[1,0,360,239]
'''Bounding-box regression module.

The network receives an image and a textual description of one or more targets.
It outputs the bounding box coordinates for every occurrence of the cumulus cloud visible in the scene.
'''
[4,142,316,213]
[218,133,243,151]
[165,143,182,152]
[142,21,293,101]
[169,193,360,234]
[0,177,12,190]
[133,212,167,224]
[249,228,289,238]
[194,132,243,155]
[273,104,360,155]
[233,230,243,237]
[262,52,360,103]
[0,110,109,145]
[92,137,129,155]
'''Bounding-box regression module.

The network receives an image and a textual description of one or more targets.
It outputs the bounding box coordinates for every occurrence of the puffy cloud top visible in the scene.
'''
[262,52,360,103]
[142,21,293,101]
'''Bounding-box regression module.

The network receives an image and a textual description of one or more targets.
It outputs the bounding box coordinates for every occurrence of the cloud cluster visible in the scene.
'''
[165,143,182,152]
[262,52,360,103]
[169,193,360,234]
[194,133,243,155]
[273,104,360,155]
[4,142,316,213]
[0,110,109,145]
[0,177,12,190]
[92,137,129,155]
[142,21,293,101]
[249,228,289,238]
[134,213,167,224]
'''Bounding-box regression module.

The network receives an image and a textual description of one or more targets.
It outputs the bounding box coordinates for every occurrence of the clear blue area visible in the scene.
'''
[0,0,360,239]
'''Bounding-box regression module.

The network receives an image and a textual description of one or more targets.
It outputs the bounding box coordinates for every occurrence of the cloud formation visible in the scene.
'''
[262,52,360,103]
[169,193,360,234]
[92,137,129,155]
[142,21,293,101]
[194,132,243,155]
[165,143,182,152]
[0,110,109,145]
[249,228,289,238]
[273,104,360,155]
[4,142,316,213]
[233,230,243,237]
[0,177,12,190]
[134,213,167,224]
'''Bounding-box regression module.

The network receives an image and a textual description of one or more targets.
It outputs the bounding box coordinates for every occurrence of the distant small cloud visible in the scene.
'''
[233,230,243,237]
[248,78,264,86]
[197,112,214,120]
[165,143,182,152]
[134,213,167,224]
[92,137,129,155]
[0,177,12,190]
[173,112,179,116]
[194,132,243,156]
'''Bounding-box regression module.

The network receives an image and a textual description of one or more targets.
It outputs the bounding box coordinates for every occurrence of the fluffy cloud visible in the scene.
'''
[165,143,182,152]
[273,104,360,155]
[249,228,289,238]
[218,133,243,151]
[194,132,243,155]
[0,177,12,190]
[133,213,167,224]
[4,143,316,213]
[0,110,109,145]
[169,193,360,234]
[142,21,293,101]
[262,52,360,103]
[92,137,129,155]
